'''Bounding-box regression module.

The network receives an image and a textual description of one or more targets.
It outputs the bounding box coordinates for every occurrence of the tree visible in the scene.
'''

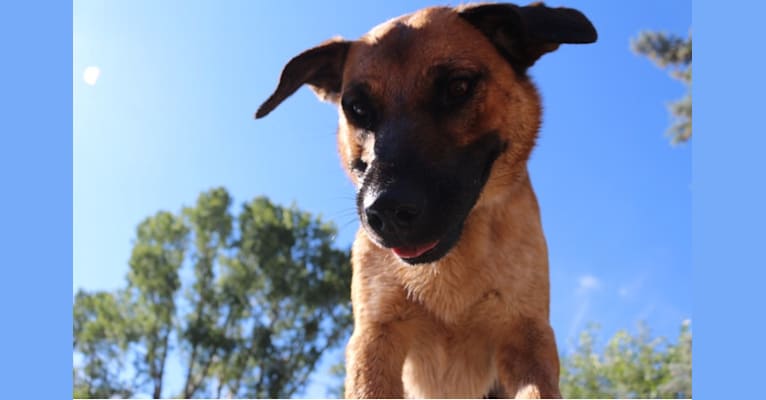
[179,188,233,398]
[127,211,189,398]
[632,31,692,144]
[73,290,136,398]
[207,196,352,398]
[559,320,692,398]
[74,187,691,398]
[73,188,353,398]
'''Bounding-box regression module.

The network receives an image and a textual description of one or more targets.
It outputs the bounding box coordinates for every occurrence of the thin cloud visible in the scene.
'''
[577,274,601,293]
[83,66,101,86]
[618,273,648,299]
[566,296,590,350]
[566,274,601,350]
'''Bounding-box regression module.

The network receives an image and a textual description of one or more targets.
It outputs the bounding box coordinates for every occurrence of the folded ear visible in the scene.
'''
[457,2,597,74]
[255,38,351,119]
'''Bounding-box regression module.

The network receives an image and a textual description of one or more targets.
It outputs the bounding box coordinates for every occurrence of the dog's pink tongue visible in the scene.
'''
[392,241,439,259]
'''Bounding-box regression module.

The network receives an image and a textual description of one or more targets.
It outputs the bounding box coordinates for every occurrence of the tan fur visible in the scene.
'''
[340,8,559,399]
[258,3,597,398]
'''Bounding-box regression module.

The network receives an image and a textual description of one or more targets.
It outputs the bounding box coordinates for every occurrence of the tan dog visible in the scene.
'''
[256,3,596,398]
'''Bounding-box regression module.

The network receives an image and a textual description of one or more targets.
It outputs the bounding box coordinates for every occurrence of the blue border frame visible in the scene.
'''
[694,1,766,398]
[2,1,765,398]
[1,2,72,398]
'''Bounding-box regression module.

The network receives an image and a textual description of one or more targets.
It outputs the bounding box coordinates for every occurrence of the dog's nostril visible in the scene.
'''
[366,209,384,232]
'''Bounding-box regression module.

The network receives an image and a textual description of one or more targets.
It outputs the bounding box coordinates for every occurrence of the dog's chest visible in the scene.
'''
[399,284,509,398]
[398,260,511,325]
[402,324,498,398]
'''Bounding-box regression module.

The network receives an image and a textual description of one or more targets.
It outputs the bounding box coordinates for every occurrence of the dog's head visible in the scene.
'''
[257,3,596,265]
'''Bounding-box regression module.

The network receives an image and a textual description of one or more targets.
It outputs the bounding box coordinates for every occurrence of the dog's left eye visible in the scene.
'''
[439,75,479,108]
[447,78,471,99]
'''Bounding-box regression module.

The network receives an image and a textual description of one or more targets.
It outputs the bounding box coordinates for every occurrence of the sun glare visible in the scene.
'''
[83,66,101,86]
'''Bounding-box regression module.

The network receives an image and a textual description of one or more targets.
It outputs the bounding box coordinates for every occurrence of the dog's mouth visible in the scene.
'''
[372,220,465,265]
[391,240,440,260]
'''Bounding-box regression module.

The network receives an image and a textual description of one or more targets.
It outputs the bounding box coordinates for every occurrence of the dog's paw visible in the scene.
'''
[514,383,541,399]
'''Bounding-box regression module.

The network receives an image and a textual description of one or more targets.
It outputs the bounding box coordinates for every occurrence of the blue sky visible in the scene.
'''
[74,0,690,397]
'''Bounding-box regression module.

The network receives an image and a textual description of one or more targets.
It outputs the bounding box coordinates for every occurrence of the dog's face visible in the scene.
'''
[257,3,596,265]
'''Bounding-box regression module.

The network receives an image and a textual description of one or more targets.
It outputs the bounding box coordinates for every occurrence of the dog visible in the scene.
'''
[256,3,596,398]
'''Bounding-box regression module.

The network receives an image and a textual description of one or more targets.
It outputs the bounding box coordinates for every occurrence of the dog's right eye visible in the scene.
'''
[342,96,376,129]
[346,101,372,126]
[351,103,369,118]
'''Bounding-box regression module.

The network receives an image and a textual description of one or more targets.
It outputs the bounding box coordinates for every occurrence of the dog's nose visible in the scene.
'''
[364,188,423,236]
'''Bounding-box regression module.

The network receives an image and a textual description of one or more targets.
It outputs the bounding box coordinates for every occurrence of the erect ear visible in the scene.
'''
[457,2,597,74]
[255,38,351,119]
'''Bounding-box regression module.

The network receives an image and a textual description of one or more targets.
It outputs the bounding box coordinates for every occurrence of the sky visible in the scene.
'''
[73,0,691,397]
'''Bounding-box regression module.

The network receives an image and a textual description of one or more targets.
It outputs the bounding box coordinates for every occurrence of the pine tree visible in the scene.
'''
[632,31,692,144]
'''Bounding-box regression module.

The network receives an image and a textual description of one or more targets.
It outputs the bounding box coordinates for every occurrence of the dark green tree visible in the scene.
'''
[73,290,135,398]
[127,211,189,398]
[73,188,352,398]
[632,31,692,144]
[218,197,353,398]
[179,188,233,398]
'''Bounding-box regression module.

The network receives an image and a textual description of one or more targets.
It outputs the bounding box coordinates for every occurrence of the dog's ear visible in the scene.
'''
[256,38,351,119]
[457,2,597,73]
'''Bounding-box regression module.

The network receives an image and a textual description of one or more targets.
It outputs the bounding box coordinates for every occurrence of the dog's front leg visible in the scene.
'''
[344,321,409,398]
[496,318,561,399]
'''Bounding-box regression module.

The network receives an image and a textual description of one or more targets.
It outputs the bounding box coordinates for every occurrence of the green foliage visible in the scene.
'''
[74,187,691,399]
[632,31,692,144]
[560,320,692,398]
[127,211,189,398]
[326,358,347,398]
[179,188,233,398]
[73,188,352,398]
[209,196,352,398]
[73,290,136,398]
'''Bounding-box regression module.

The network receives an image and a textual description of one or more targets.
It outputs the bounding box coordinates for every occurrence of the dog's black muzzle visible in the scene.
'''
[357,132,505,265]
